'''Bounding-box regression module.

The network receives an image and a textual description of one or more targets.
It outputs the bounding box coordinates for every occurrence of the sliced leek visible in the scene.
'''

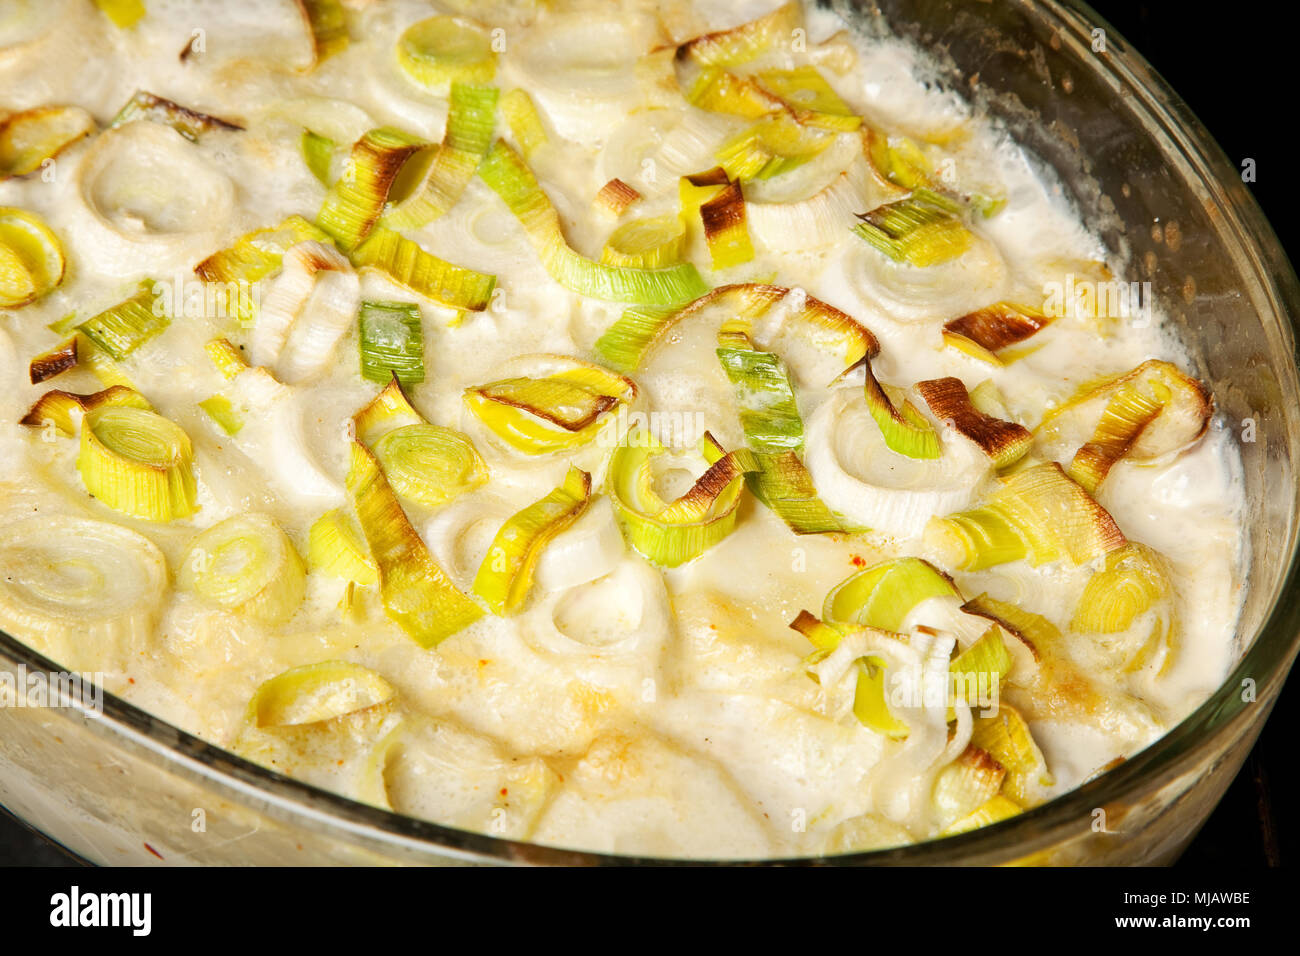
[295,0,348,65]
[852,188,972,267]
[78,405,198,521]
[970,705,1053,804]
[28,336,78,385]
[316,126,425,250]
[20,384,150,436]
[1071,542,1178,673]
[373,424,488,508]
[915,376,1032,469]
[308,509,379,586]
[715,114,832,181]
[823,557,959,633]
[942,302,1050,366]
[302,129,335,185]
[854,657,910,739]
[607,429,757,568]
[358,300,424,386]
[384,82,499,230]
[196,215,331,325]
[180,514,307,624]
[350,227,496,312]
[499,88,548,158]
[675,2,802,67]
[0,106,96,181]
[932,746,1006,827]
[110,90,243,142]
[752,67,861,132]
[861,361,940,459]
[942,794,1022,835]
[595,178,642,217]
[464,359,636,455]
[396,16,498,91]
[346,440,483,647]
[0,207,66,308]
[924,462,1126,571]
[473,465,592,615]
[478,140,707,305]
[601,216,686,270]
[680,168,754,270]
[74,282,168,360]
[92,0,145,29]
[252,661,395,728]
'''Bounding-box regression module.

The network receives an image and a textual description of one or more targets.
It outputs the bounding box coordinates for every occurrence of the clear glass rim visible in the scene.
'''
[3,0,1300,865]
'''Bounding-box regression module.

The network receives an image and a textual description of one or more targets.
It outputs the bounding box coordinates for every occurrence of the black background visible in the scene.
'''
[1,0,1295,867]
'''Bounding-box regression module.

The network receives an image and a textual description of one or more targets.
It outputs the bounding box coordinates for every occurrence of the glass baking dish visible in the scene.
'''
[1,0,1297,865]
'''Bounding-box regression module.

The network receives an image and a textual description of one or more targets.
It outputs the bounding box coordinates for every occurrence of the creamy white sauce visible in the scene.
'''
[0,0,1245,858]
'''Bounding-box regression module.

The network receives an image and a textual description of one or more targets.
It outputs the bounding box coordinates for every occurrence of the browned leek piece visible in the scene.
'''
[595,178,642,216]
[915,376,1032,469]
[20,385,151,436]
[110,91,244,141]
[674,1,802,66]
[943,303,1050,365]
[680,167,754,270]
[29,337,79,385]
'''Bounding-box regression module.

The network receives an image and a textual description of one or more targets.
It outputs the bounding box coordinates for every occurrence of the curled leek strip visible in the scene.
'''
[195,215,331,326]
[316,126,425,251]
[932,746,1006,828]
[942,302,1050,366]
[1035,360,1212,493]
[20,384,150,436]
[863,127,931,192]
[752,67,861,132]
[374,424,488,508]
[351,374,424,446]
[680,168,754,270]
[607,428,757,568]
[478,140,707,305]
[252,240,359,383]
[852,188,973,267]
[0,515,166,669]
[74,282,168,361]
[915,376,1032,469]
[970,705,1053,804]
[463,359,636,455]
[358,300,424,385]
[92,0,145,29]
[0,207,66,308]
[384,82,499,230]
[1070,542,1178,674]
[77,405,198,521]
[499,88,548,158]
[822,557,959,634]
[110,91,244,142]
[396,16,498,91]
[308,510,379,586]
[473,465,592,615]
[180,514,307,623]
[350,227,496,312]
[715,114,833,182]
[924,462,1126,571]
[600,215,686,269]
[789,612,910,738]
[347,440,483,647]
[862,360,941,460]
[675,2,802,67]
[0,106,96,181]
[251,661,395,728]
[294,0,349,65]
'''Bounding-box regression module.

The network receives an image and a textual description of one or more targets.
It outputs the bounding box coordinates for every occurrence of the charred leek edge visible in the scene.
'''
[198,394,242,435]
[373,424,489,508]
[594,283,878,375]
[317,127,426,251]
[852,188,972,267]
[608,429,757,568]
[29,337,79,385]
[347,440,483,647]
[205,337,249,381]
[942,794,1022,835]
[93,0,145,29]
[595,179,642,216]
[384,83,499,230]
[252,661,394,728]
[358,300,424,385]
[478,140,707,305]
[684,170,755,270]
[753,67,862,132]
[715,114,832,181]
[823,557,959,633]
[197,216,330,286]
[0,106,96,181]
[1038,360,1213,494]
[600,215,686,269]
[351,374,425,446]
[110,91,243,142]
[294,0,349,64]
[971,705,1053,804]
[499,89,548,158]
[862,360,941,459]
[20,385,151,436]
[464,361,637,455]
[789,608,843,651]
[942,302,1050,366]
[74,282,169,361]
[350,226,496,312]
[308,509,379,586]
[180,514,306,623]
[302,129,336,185]
[924,462,1126,571]
[77,405,197,521]
[915,376,1032,469]
[396,16,498,91]
[0,207,66,308]
[676,2,802,66]
[473,466,592,615]
[961,593,1052,662]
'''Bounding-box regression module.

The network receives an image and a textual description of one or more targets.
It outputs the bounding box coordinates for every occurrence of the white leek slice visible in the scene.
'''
[180,513,307,624]
[252,660,395,728]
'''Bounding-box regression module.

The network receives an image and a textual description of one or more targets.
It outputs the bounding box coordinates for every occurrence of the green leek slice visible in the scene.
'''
[74,283,168,360]
[316,126,425,250]
[499,88,548,158]
[752,67,861,132]
[715,114,832,181]
[307,509,379,586]
[942,794,1022,835]
[396,16,498,91]
[358,300,424,385]
[302,129,336,185]
[296,0,349,64]
[0,207,66,308]
[180,514,307,623]
[198,394,243,436]
[478,140,707,305]
[852,188,972,267]
[862,360,941,459]
[680,168,754,270]
[932,746,1006,826]
[92,0,145,28]
[675,2,802,67]
[347,441,483,647]
[77,405,197,521]
[350,226,496,312]
[384,82,499,230]
[20,384,151,436]
[854,657,910,739]
[823,557,959,633]
[601,215,686,270]
[472,465,593,615]
[252,661,395,728]
[28,336,79,385]
[607,429,757,568]
[196,215,332,326]
[373,424,488,508]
